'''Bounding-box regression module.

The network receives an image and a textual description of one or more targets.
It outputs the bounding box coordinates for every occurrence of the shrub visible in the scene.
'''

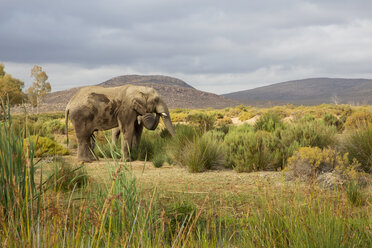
[254,111,284,132]
[151,153,166,168]
[280,119,337,150]
[24,135,69,157]
[341,123,372,173]
[204,129,226,141]
[136,130,167,161]
[224,127,274,172]
[345,181,365,206]
[322,113,344,132]
[45,157,89,191]
[171,112,188,122]
[216,116,233,126]
[181,134,224,173]
[186,112,216,132]
[287,147,340,178]
[167,124,199,164]
[238,111,255,121]
[12,113,66,138]
[44,119,66,134]
[286,147,367,186]
[344,111,372,129]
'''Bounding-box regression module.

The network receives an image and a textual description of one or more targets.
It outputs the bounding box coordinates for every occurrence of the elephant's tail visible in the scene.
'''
[65,109,69,147]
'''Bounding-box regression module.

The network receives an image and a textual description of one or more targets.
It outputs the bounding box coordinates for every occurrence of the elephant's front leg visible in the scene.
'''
[132,122,143,150]
[121,125,135,161]
[77,133,96,162]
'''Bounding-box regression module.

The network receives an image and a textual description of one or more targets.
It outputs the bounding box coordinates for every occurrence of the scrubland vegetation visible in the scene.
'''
[1,103,371,247]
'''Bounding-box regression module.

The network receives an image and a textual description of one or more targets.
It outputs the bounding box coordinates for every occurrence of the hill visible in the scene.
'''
[222,78,372,105]
[37,75,238,112]
[98,75,194,89]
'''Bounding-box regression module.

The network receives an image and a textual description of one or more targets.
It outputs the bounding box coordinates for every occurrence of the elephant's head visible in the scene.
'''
[130,86,176,136]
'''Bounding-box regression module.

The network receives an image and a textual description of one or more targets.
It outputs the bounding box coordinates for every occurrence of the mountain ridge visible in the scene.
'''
[222,77,372,105]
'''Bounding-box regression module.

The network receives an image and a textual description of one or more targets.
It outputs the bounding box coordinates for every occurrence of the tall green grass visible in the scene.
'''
[0,103,37,213]
[342,123,372,173]
[181,134,225,172]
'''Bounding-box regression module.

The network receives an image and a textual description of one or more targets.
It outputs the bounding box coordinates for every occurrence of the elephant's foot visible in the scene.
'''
[123,157,132,162]
[77,152,98,163]
[77,156,94,163]
[77,147,98,163]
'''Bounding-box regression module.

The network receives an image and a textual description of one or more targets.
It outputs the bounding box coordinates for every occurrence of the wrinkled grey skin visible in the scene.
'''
[111,113,160,147]
[65,85,175,162]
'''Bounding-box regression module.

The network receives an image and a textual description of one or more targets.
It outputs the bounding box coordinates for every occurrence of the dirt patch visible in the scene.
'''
[231,115,260,126]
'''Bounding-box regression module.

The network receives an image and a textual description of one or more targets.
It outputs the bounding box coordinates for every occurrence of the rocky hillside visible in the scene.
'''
[21,75,238,113]
[223,78,372,105]
[99,75,194,89]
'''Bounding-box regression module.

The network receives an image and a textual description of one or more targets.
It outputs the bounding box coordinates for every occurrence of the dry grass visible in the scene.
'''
[45,157,372,216]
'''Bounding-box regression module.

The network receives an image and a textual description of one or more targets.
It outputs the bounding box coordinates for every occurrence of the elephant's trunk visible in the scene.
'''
[162,115,176,136]
[156,101,176,136]
[141,113,160,130]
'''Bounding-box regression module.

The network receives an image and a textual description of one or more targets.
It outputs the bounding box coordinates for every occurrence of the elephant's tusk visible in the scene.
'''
[161,113,167,117]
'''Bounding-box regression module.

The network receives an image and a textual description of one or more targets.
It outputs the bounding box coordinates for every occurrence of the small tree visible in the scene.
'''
[0,63,26,119]
[28,65,51,113]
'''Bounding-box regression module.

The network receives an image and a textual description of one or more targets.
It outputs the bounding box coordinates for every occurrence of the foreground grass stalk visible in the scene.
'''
[92,163,123,247]
[172,214,190,248]
[127,201,141,248]
[62,183,77,247]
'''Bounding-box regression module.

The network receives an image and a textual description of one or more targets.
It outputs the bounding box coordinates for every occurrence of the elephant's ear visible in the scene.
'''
[132,97,147,115]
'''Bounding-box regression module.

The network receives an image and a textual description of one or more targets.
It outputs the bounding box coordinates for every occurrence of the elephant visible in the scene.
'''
[65,84,176,162]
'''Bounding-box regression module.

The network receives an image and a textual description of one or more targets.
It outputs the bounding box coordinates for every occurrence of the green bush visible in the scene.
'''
[44,119,66,134]
[262,119,338,170]
[24,135,69,157]
[12,113,66,139]
[181,134,224,173]
[151,153,166,168]
[224,127,274,172]
[287,147,343,178]
[135,130,167,161]
[167,124,199,164]
[216,116,233,126]
[344,111,372,129]
[45,157,89,191]
[280,119,337,150]
[204,129,226,141]
[345,181,365,206]
[322,113,344,132]
[286,147,366,185]
[186,112,216,132]
[238,111,255,121]
[341,123,372,173]
[254,111,283,132]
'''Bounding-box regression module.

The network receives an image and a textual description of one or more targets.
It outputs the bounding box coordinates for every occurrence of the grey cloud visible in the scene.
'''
[1,0,372,93]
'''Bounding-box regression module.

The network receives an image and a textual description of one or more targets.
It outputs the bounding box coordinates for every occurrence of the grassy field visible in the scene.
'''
[1,104,372,247]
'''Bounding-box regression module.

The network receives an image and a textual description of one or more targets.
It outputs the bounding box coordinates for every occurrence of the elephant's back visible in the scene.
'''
[67,86,125,109]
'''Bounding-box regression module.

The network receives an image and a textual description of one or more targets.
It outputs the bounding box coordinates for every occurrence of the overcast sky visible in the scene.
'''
[1,0,372,94]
